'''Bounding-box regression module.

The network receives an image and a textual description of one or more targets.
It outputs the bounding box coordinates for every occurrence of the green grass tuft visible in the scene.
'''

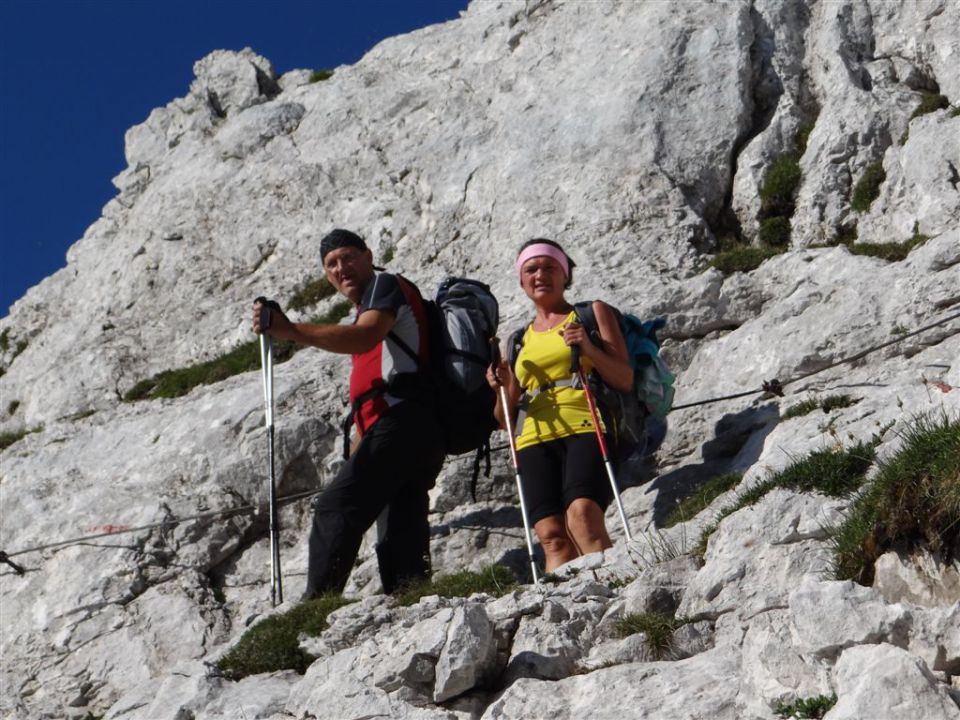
[784,395,857,419]
[7,400,19,416]
[783,398,820,419]
[394,565,517,607]
[909,92,949,120]
[696,442,876,558]
[0,425,43,451]
[831,414,960,584]
[850,162,886,213]
[831,224,858,246]
[775,694,837,719]
[663,473,742,528]
[312,299,353,326]
[381,245,395,264]
[615,612,691,659]
[607,576,635,590]
[217,593,352,679]
[124,284,354,403]
[796,118,817,157]
[123,338,299,402]
[309,69,334,83]
[848,233,927,262]
[0,328,8,352]
[710,244,783,275]
[760,154,802,218]
[821,395,856,413]
[758,217,791,247]
[287,277,336,313]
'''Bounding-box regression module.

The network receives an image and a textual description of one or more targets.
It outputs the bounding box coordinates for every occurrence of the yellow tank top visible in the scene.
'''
[515,311,599,450]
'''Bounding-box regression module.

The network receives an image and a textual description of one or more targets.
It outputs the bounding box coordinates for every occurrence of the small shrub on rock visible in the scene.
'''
[217,593,352,679]
[831,413,960,585]
[309,69,333,83]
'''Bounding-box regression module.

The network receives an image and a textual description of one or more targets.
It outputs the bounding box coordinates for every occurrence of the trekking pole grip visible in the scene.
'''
[254,296,272,332]
[489,337,503,386]
[254,297,283,332]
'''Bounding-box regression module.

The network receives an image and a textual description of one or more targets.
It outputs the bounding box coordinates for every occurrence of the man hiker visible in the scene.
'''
[252,228,444,598]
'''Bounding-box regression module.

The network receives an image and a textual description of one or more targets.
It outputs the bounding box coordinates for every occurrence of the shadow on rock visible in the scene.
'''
[648,404,779,527]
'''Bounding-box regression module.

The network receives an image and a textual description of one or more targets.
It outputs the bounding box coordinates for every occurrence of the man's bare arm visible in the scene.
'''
[254,303,397,355]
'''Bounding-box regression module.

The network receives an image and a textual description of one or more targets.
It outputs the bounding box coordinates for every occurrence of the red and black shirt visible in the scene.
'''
[349,273,430,436]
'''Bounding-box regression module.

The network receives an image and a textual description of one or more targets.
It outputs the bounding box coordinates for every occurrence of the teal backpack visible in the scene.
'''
[507,301,674,463]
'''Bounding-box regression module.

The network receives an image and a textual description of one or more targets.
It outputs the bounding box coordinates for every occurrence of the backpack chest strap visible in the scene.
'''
[514,375,586,437]
[520,375,583,405]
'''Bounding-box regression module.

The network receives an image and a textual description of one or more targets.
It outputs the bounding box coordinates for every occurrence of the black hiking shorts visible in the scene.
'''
[516,432,613,525]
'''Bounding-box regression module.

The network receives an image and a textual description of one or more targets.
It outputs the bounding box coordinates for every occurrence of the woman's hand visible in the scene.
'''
[560,322,598,358]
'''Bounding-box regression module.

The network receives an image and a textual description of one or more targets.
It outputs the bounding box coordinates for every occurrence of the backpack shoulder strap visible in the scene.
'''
[382,273,431,371]
[572,300,605,347]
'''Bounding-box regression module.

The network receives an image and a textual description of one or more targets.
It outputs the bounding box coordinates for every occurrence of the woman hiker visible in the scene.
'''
[487,238,633,572]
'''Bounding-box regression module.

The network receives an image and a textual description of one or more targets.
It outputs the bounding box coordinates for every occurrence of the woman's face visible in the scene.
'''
[520,255,567,302]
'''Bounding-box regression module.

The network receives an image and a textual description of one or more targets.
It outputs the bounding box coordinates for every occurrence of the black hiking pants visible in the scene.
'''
[303,400,444,597]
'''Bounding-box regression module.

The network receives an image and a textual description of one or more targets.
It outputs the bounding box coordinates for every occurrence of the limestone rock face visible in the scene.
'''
[1,1,959,719]
[826,644,960,720]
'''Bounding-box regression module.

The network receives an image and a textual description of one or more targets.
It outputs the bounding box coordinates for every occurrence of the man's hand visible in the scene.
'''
[252,299,291,339]
[486,360,511,390]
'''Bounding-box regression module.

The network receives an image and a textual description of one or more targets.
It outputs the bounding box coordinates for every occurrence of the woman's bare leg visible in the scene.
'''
[564,498,612,555]
[534,514,579,571]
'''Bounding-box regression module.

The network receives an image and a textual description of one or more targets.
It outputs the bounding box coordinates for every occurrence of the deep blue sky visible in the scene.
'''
[0,0,468,317]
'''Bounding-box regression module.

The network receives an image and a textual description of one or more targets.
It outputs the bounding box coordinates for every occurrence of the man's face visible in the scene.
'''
[323,246,376,304]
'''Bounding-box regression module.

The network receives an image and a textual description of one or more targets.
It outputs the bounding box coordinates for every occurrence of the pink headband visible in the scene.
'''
[515,243,570,282]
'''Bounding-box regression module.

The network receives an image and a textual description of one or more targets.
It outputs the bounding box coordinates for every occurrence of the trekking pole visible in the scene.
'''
[490,338,540,585]
[256,298,283,606]
[571,346,634,542]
